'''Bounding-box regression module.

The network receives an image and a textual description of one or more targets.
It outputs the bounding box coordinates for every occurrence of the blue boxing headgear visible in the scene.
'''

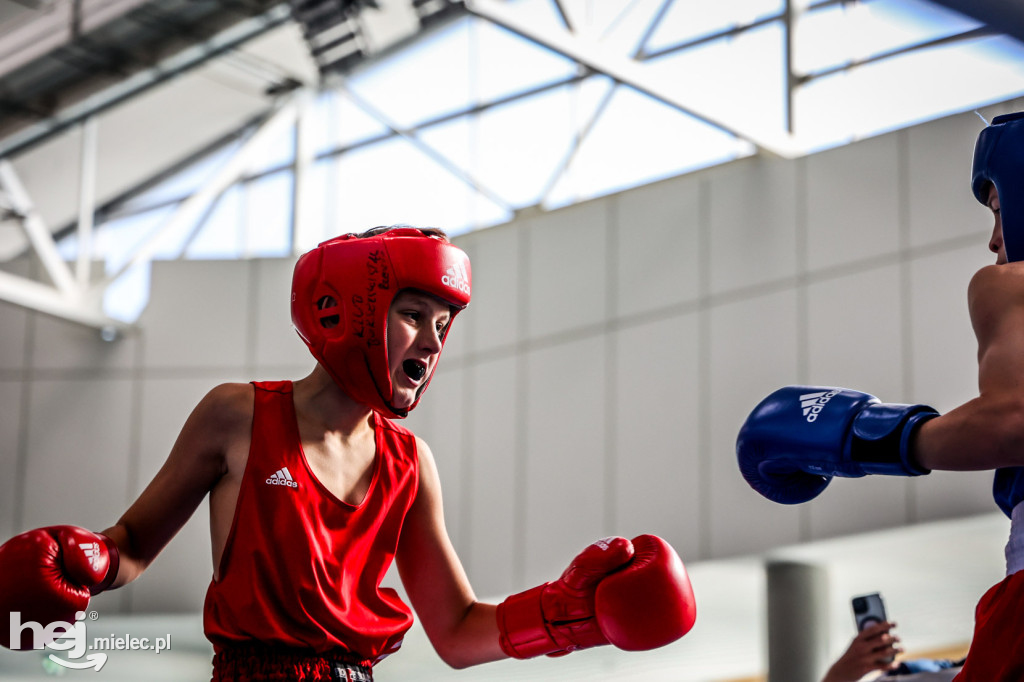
[972,112,1024,262]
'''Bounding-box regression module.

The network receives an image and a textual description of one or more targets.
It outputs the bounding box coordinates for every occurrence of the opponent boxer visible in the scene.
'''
[737,112,1024,681]
[0,226,697,679]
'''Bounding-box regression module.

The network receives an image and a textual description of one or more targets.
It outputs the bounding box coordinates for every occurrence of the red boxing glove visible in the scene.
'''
[595,534,697,651]
[497,534,696,658]
[0,526,119,650]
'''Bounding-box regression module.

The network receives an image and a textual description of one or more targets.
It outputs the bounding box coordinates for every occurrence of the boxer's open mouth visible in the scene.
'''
[403,360,427,382]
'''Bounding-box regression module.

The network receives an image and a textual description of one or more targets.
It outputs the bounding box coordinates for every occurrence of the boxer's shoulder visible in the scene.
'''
[968,263,1024,329]
[203,382,256,419]
[185,382,255,450]
[969,262,1024,298]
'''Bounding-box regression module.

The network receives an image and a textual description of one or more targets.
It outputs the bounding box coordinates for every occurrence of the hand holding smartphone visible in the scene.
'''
[852,592,895,663]
[852,592,888,630]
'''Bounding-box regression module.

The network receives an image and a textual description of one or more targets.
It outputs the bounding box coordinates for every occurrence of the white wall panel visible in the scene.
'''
[709,156,799,294]
[806,475,909,540]
[251,257,309,371]
[22,378,133,530]
[525,202,608,340]
[437,289,471,364]
[126,500,211,614]
[613,176,701,317]
[907,112,993,250]
[806,134,901,271]
[32,313,138,371]
[133,377,240,496]
[908,245,990,411]
[457,226,521,354]
[0,262,30,371]
[464,356,519,597]
[405,365,467,551]
[806,264,904,398]
[709,290,802,556]
[0,381,21,538]
[613,314,701,556]
[141,260,252,370]
[915,470,996,523]
[523,336,607,586]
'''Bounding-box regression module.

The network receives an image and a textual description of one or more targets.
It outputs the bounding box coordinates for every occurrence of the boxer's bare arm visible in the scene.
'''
[916,263,1024,471]
[101,382,254,587]
[394,437,503,669]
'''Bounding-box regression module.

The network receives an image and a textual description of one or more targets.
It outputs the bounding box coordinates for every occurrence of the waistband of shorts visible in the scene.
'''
[212,644,373,682]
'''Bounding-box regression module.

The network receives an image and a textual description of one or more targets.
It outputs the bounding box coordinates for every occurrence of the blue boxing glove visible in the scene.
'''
[993,467,1024,518]
[737,386,937,504]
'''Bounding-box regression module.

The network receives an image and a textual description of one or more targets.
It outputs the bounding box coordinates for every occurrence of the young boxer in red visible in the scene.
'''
[0,226,697,680]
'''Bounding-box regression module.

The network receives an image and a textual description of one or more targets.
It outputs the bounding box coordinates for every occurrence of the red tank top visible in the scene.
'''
[203,381,418,664]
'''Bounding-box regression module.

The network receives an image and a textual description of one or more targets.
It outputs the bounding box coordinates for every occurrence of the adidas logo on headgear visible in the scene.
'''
[266,467,298,488]
[800,390,839,423]
[441,261,470,295]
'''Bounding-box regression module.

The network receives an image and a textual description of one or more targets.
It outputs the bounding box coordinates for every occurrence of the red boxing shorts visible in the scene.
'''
[953,570,1024,681]
[212,645,373,682]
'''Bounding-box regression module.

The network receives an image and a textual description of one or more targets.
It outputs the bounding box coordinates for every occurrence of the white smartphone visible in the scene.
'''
[852,592,888,631]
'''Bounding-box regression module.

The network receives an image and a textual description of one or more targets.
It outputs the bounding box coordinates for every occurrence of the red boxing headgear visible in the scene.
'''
[291,227,471,418]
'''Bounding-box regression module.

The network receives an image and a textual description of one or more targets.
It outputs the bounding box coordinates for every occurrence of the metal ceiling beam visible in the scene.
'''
[0,88,300,334]
[0,2,293,159]
[0,268,127,333]
[0,159,77,295]
[538,0,676,204]
[75,116,98,289]
[333,76,515,211]
[798,25,994,83]
[463,0,804,159]
[927,0,1024,47]
[0,157,130,334]
[91,91,301,292]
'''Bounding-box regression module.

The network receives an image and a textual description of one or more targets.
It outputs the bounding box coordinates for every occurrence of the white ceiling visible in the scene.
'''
[1,0,1024,330]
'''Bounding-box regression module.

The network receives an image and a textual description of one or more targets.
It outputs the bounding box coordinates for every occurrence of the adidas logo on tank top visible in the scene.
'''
[266,467,298,488]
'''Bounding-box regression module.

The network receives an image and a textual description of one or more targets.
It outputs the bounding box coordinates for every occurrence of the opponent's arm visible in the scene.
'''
[914,263,1024,471]
[737,386,936,504]
[395,438,502,669]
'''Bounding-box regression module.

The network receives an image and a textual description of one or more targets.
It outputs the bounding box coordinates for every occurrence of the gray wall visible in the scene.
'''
[0,104,1013,614]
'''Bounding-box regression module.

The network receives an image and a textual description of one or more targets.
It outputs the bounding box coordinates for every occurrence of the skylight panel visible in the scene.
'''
[473,16,580,104]
[333,136,512,235]
[794,0,983,77]
[545,86,754,209]
[646,0,785,54]
[347,17,475,130]
[795,34,1024,148]
[644,21,788,139]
